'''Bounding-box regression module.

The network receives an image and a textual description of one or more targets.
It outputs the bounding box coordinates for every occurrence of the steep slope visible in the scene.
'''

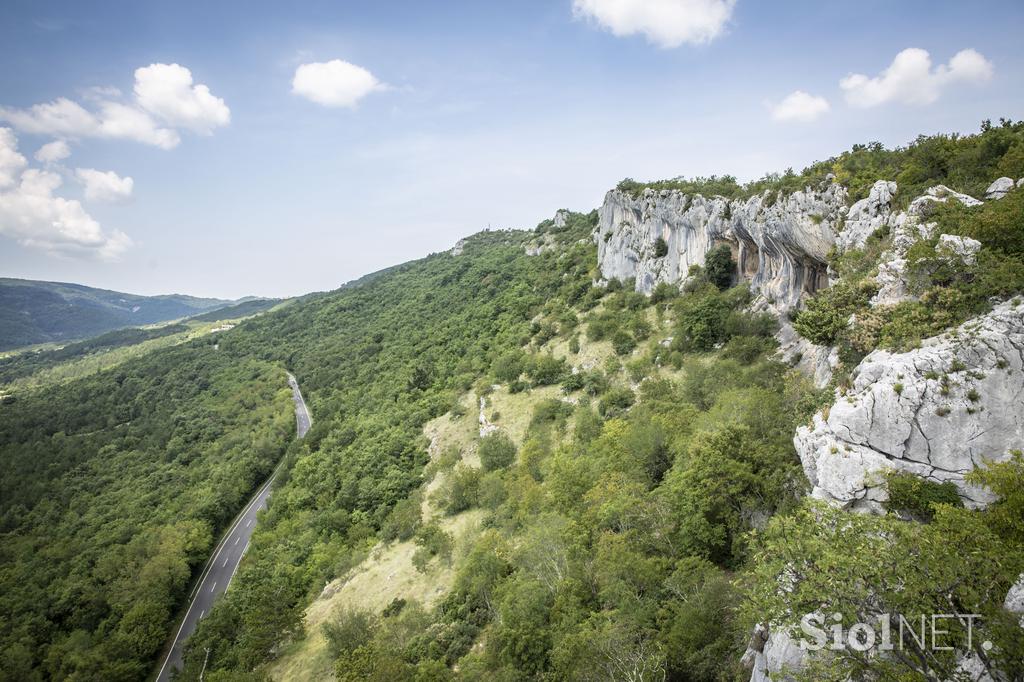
[4,124,1023,682]
[0,277,241,350]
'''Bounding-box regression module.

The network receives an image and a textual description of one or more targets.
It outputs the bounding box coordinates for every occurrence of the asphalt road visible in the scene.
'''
[155,371,311,681]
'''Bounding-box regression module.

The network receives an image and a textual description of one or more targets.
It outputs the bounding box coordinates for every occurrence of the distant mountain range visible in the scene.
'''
[0,277,257,351]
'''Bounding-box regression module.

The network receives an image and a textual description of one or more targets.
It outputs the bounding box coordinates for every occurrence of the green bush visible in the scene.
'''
[792,279,878,346]
[527,354,567,386]
[440,465,482,515]
[885,471,963,520]
[478,432,517,471]
[561,372,585,393]
[654,237,669,258]
[492,351,525,383]
[650,281,679,304]
[703,244,735,290]
[599,386,635,417]
[611,329,636,356]
[323,608,378,658]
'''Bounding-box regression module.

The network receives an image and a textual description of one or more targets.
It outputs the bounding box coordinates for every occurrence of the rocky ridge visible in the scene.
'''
[587,178,1024,680]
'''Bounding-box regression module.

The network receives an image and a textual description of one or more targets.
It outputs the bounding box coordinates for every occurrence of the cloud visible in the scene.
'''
[75,168,134,202]
[0,128,131,259]
[134,63,231,133]
[841,48,993,108]
[572,0,735,48]
[35,139,71,164]
[0,168,131,259]
[0,128,27,186]
[0,63,229,148]
[292,59,384,108]
[771,90,830,122]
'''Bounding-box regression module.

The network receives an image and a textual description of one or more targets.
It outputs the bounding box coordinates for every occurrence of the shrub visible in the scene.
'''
[583,371,610,396]
[650,281,679,304]
[704,244,735,290]
[599,386,635,417]
[413,522,454,572]
[528,354,567,386]
[792,279,878,346]
[885,471,962,520]
[478,432,517,471]
[493,351,525,384]
[672,286,740,352]
[561,372,585,393]
[380,494,421,542]
[323,608,378,658]
[440,465,482,515]
[654,237,669,258]
[721,335,775,364]
[630,317,652,341]
[611,330,636,356]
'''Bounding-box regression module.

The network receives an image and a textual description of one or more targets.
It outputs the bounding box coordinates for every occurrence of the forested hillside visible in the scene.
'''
[176,125,1022,681]
[1,125,1022,682]
[0,278,238,351]
[0,344,296,680]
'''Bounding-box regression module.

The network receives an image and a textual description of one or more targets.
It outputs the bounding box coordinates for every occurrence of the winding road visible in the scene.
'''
[155,372,311,681]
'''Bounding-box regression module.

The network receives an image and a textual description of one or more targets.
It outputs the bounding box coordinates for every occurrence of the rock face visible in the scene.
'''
[836,180,898,252]
[985,177,1014,200]
[1006,574,1024,628]
[796,300,1024,512]
[595,183,844,310]
[742,628,805,682]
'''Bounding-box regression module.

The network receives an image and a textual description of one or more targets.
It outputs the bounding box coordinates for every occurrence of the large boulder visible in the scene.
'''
[796,300,1024,512]
[985,177,1014,200]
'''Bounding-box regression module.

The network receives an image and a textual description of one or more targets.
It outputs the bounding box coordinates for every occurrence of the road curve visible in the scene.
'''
[155,371,311,681]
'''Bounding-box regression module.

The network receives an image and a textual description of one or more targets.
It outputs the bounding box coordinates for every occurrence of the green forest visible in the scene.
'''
[1,124,1023,681]
[0,345,296,680]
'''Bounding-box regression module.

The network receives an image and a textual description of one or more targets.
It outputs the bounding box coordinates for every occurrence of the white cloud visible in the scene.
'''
[841,48,994,108]
[35,139,71,164]
[771,90,831,122]
[0,63,229,148]
[572,0,735,48]
[0,128,27,187]
[0,128,131,258]
[75,168,134,203]
[0,167,131,259]
[292,59,384,108]
[134,63,231,133]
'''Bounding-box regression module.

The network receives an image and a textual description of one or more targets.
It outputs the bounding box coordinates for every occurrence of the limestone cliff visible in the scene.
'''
[797,300,1024,512]
[595,183,843,310]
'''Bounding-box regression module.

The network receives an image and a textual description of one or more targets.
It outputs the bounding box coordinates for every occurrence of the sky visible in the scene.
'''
[0,0,1022,299]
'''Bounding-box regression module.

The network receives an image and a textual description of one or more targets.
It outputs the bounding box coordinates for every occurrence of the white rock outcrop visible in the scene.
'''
[985,177,1014,200]
[595,182,844,310]
[797,300,1024,513]
[1005,574,1024,628]
[837,180,898,252]
[908,184,983,216]
[742,628,806,682]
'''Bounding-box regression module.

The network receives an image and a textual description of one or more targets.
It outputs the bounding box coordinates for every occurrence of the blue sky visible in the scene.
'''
[1,0,1022,298]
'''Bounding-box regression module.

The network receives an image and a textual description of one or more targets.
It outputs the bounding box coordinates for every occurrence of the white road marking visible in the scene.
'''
[235,537,240,545]
[199,610,205,619]
[210,581,217,593]
[246,519,252,527]
[223,557,229,567]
